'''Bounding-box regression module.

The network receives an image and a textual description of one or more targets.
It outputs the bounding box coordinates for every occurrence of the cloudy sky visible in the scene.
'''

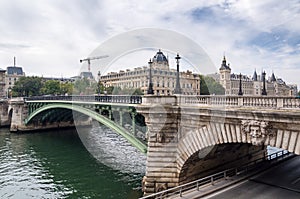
[0,0,299,86]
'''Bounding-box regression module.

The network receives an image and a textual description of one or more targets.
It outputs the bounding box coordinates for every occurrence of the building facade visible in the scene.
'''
[0,68,6,98]
[5,65,25,97]
[218,56,297,96]
[101,50,201,95]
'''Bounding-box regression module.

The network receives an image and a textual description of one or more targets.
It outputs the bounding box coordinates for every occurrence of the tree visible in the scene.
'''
[106,86,121,95]
[12,76,43,97]
[41,80,60,95]
[200,75,225,95]
[60,82,73,95]
[73,78,96,95]
[200,75,210,95]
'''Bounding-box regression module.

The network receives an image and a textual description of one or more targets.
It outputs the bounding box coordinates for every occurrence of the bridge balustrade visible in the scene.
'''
[177,95,300,109]
[23,95,300,108]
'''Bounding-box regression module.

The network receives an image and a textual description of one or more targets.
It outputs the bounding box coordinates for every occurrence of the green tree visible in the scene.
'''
[96,82,106,95]
[41,80,61,95]
[106,86,121,95]
[60,82,74,95]
[200,75,210,95]
[73,78,96,95]
[12,76,43,97]
[200,75,225,95]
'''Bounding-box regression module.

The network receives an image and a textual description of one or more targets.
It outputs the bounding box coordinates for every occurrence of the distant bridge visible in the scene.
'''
[4,95,300,196]
[8,95,147,153]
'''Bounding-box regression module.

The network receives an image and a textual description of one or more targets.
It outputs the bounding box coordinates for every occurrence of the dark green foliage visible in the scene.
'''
[41,80,61,95]
[12,77,74,97]
[200,75,225,95]
[73,78,96,95]
[12,76,43,97]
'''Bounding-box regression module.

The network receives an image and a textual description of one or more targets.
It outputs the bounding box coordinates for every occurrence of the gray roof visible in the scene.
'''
[153,49,168,63]
[7,66,23,75]
[219,56,231,70]
[270,72,276,82]
[252,70,258,81]
[80,72,94,79]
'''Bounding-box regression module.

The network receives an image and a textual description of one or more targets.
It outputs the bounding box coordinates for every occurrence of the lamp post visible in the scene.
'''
[174,53,181,94]
[147,59,154,95]
[97,71,101,95]
[261,71,267,96]
[238,73,243,96]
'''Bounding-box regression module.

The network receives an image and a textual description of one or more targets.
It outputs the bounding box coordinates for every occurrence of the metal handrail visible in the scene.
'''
[24,95,143,104]
[140,150,291,199]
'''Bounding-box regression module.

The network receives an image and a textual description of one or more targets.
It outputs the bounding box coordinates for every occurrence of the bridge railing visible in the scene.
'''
[24,95,143,104]
[140,150,291,199]
[143,95,300,109]
[183,96,300,108]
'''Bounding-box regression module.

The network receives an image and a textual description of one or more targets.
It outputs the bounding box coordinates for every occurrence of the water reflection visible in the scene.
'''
[77,124,146,174]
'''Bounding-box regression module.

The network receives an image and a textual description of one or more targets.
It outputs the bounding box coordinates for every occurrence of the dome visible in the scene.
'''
[153,49,168,63]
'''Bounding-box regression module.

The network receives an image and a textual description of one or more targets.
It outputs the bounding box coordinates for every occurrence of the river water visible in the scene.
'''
[0,126,146,199]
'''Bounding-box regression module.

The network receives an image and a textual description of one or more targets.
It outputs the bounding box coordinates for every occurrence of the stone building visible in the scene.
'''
[5,58,25,97]
[101,50,201,95]
[218,56,297,96]
[0,68,6,98]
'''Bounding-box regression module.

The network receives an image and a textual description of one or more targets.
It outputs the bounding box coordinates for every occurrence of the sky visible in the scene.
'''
[0,0,299,86]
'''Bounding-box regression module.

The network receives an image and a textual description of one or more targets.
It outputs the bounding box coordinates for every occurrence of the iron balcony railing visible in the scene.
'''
[140,150,291,199]
[24,95,143,104]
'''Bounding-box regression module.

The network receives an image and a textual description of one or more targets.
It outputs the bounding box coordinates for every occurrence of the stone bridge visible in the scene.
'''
[137,95,300,195]
[2,95,300,195]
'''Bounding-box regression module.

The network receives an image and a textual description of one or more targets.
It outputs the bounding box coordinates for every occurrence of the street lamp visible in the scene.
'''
[147,59,154,95]
[262,71,267,96]
[97,71,101,95]
[238,73,243,96]
[174,53,181,94]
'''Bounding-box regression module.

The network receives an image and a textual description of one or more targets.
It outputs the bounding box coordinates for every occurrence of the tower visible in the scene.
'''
[219,56,231,91]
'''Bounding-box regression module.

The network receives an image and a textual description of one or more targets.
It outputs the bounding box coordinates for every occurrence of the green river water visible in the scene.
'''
[0,126,145,199]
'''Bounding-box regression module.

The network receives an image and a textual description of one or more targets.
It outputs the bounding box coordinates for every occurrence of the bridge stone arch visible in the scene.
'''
[176,121,300,184]
[25,103,147,154]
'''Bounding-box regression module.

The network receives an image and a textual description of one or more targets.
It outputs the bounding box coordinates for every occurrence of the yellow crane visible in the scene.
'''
[80,55,109,72]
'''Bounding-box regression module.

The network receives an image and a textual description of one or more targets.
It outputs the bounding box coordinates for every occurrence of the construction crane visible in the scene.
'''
[80,55,109,72]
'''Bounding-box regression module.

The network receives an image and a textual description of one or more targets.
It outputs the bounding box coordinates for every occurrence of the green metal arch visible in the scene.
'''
[25,103,147,154]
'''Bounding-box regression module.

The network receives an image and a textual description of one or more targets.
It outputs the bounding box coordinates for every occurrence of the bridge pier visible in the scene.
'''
[137,96,181,193]
[0,100,9,126]
[9,98,27,131]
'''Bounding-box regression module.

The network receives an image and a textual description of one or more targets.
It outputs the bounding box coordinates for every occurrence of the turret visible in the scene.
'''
[270,72,276,82]
[252,70,258,81]
[219,56,231,90]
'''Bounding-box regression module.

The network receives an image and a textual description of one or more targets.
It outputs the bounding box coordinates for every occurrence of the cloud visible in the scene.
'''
[0,0,299,87]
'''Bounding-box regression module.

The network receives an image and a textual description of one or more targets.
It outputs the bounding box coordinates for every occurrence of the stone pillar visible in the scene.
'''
[131,112,136,136]
[0,100,9,126]
[119,110,123,126]
[136,96,180,195]
[9,98,27,131]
